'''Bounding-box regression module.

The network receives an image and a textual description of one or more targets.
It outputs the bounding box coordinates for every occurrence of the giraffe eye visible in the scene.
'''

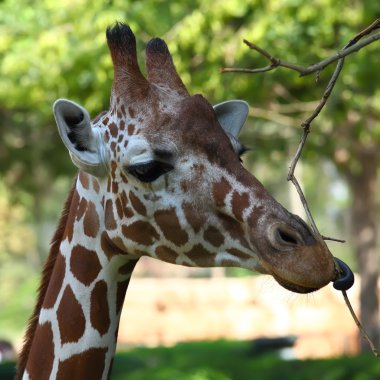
[126,161,173,182]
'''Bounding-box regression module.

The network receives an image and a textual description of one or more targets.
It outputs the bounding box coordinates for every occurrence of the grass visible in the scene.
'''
[4,340,377,380]
[110,341,380,380]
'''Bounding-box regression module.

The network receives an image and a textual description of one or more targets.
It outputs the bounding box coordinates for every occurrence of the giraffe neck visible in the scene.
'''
[18,174,138,380]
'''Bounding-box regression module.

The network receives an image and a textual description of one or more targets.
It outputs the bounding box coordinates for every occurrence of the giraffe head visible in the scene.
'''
[53,23,339,294]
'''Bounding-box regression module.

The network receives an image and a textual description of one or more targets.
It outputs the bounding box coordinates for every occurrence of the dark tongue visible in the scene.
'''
[333,257,355,291]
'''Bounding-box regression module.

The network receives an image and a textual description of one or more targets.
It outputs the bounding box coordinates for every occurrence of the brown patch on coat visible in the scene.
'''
[79,171,89,189]
[70,245,102,286]
[185,244,214,267]
[112,181,119,193]
[128,107,136,118]
[25,322,54,380]
[57,285,86,344]
[129,191,147,216]
[124,206,135,219]
[212,177,232,208]
[246,205,264,229]
[56,348,107,380]
[109,122,118,138]
[127,123,135,135]
[203,226,225,247]
[110,161,118,177]
[92,178,100,193]
[90,281,110,336]
[42,253,66,309]
[182,202,206,233]
[231,191,250,222]
[155,246,178,263]
[101,231,118,260]
[115,197,123,219]
[219,213,250,250]
[122,221,159,245]
[16,179,77,380]
[105,199,117,230]
[120,191,135,218]
[154,208,188,246]
[76,197,88,222]
[84,201,100,238]
[226,248,252,260]
[120,104,126,117]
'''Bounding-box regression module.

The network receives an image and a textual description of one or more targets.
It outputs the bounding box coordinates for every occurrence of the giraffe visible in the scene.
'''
[17,23,354,380]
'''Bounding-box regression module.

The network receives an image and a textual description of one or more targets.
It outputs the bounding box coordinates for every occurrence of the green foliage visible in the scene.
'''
[110,341,380,380]
[1,0,379,188]
[0,181,35,263]
[112,342,380,380]
[1,0,379,198]
[0,262,39,341]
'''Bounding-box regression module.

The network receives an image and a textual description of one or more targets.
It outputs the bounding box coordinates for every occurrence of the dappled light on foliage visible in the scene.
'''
[0,0,379,363]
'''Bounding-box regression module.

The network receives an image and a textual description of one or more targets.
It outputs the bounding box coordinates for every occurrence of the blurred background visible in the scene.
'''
[0,0,380,379]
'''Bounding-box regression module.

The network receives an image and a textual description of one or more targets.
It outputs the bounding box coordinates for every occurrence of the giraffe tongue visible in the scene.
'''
[332,257,354,291]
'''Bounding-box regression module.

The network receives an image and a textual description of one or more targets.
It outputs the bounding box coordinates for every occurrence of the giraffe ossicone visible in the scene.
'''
[18,22,350,380]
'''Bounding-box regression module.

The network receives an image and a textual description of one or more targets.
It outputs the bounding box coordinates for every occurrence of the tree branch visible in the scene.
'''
[221,19,380,77]
[222,19,380,235]
[221,19,380,357]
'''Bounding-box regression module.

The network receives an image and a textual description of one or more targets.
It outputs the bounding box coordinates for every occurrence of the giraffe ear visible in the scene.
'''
[53,99,108,177]
[213,100,249,138]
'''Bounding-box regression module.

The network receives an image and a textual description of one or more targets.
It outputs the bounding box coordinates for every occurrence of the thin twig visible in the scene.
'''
[321,235,346,243]
[287,57,345,184]
[342,290,380,358]
[221,19,380,76]
[221,19,380,358]
[294,178,318,233]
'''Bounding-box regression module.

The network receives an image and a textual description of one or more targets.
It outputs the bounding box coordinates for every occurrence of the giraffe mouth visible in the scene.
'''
[272,275,319,294]
[254,221,337,293]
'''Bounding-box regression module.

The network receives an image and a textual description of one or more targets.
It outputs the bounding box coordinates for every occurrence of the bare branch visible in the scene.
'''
[321,235,346,243]
[222,19,380,358]
[287,58,345,185]
[221,19,380,76]
[342,290,380,358]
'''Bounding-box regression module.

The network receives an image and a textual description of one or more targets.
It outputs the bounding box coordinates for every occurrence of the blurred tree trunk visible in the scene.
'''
[345,148,379,352]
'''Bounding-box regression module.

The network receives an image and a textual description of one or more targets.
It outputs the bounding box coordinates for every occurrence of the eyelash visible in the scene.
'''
[228,133,249,160]
[238,144,249,157]
[126,161,174,183]
[126,141,247,182]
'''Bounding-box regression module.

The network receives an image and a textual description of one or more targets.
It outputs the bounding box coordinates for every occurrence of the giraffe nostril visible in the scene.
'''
[268,223,304,249]
[277,228,299,245]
